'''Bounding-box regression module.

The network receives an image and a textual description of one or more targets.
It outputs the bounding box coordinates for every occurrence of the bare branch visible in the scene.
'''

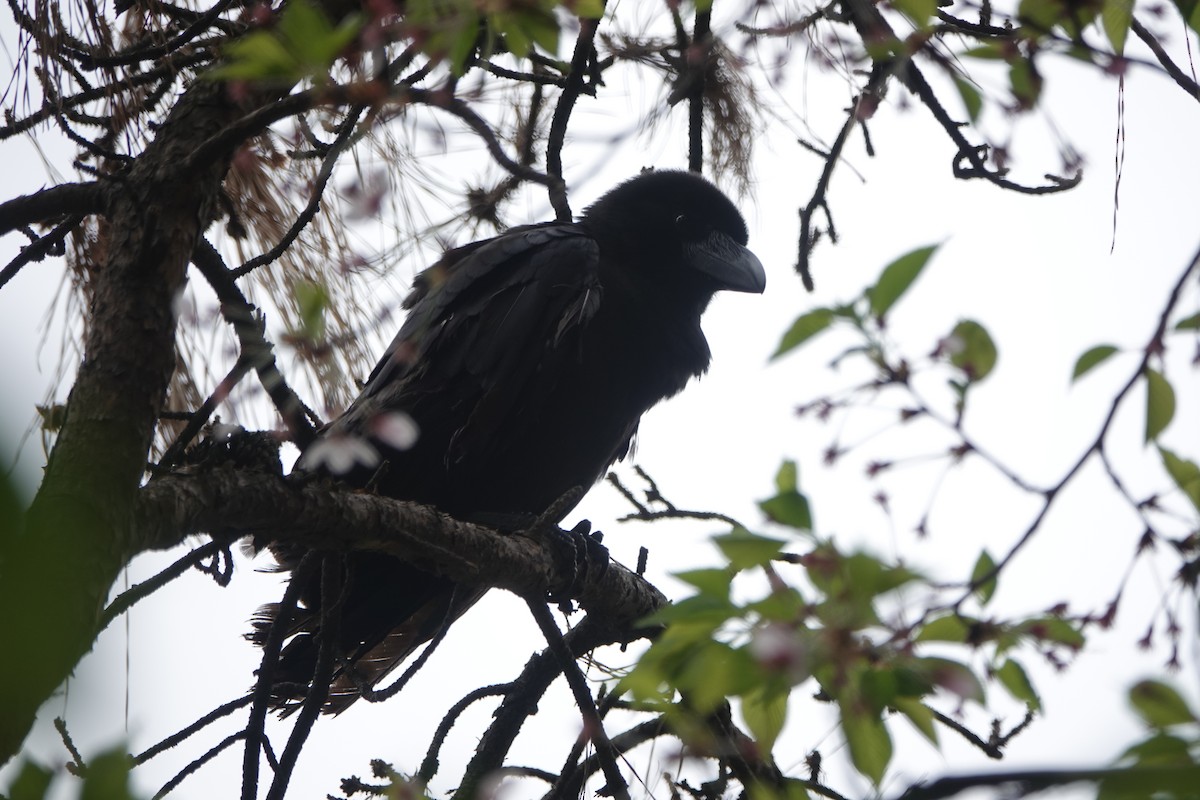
[0,213,83,290]
[1132,17,1200,102]
[133,466,668,626]
[134,695,253,765]
[243,554,315,800]
[0,182,101,237]
[417,683,516,784]
[547,15,602,220]
[526,599,630,800]
[190,238,320,448]
[232,104,368,278]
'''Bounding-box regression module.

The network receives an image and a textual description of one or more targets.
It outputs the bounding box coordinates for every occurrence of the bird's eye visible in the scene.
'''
[674,214,687,226]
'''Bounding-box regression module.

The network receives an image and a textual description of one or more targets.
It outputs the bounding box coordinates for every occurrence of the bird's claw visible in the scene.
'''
[546,519,610,608]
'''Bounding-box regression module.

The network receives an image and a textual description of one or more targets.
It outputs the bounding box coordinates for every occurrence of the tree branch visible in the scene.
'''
[134,465,667,626]
[546,15,602,220]
[526,599,630,800]
[1131,17,1200,102]
[0,182,102,237]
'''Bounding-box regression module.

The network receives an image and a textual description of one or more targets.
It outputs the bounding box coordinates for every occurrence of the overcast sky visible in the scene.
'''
[2,4,1199,799]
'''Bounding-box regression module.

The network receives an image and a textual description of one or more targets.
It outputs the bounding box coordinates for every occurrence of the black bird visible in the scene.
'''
[259,170,765,711]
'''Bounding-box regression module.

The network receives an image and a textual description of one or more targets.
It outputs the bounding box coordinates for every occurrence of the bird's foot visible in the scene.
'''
[545,519,610,609]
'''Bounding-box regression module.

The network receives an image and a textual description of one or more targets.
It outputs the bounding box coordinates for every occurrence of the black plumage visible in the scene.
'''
[259,170,765,711]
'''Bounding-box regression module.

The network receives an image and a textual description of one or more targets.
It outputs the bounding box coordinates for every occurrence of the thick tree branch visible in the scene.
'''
[133,465,667,625]
[0,182,102,237]
[0,76,276,765]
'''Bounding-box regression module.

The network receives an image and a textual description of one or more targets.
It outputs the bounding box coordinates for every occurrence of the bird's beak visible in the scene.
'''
[688,230,767,294]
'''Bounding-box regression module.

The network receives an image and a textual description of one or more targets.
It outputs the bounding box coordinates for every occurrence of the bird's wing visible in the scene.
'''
[359,224,601,402]
[323,223,608,485]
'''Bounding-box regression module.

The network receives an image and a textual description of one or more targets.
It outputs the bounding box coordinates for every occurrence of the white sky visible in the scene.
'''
[2,3,1199,799]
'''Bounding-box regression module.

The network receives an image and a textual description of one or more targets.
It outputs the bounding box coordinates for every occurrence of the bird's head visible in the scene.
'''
[581,170,767,299]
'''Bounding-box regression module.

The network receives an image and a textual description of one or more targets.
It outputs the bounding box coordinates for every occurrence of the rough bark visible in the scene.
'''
[0,80,247,764]
[133,465,667,629]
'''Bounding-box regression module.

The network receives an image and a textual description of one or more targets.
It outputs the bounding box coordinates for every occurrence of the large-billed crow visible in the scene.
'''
[259,170,765,711]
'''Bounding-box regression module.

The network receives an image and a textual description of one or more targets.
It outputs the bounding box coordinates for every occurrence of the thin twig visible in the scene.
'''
[63,0,235,70]
[190,239,319,447]
[154,731,246,799]
[524,599,630,800]
[0,214,83,290]
[134,694,253,764]
[266,555,343,800]
[157,358,254,470]
[1132,17,1200,101]
[242,554,315,800]
[232,104,368,278]
[960,243,1200,603]
[547,15,602,219]
[99,541,224,632]
[417,683,516,783]
[687,8,711,173]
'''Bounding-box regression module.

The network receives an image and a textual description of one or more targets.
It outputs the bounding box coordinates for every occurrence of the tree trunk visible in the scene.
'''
[0,80,242,765]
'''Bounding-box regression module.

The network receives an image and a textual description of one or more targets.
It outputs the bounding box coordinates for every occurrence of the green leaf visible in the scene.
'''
[209,0,362,82]
[845,553,919,598]
[641,595,737,628]
[741,687,789,754]
[1071,344,1120,382]
[1158,446,1200,514]
[996,659,1041,711]
[891,0,938,26]
[775,459,799,494]
[1009,58,1042,109]
[839,702,892,784]
[714,529,788,571]
[760,461,813,530]
[869,245,938,319]
[952,75,983,122]
[7,760,54,800]
[211,32,302,81]
[295,280,330,340]
[80,747,138,800]
[970,549,998,606]
[1017,0,1061,30]
[892,697,939,745]
[746,589,805,622]
[1120,733,1193,766]
[570,0,606,19]
[1099,765,1200,800]
[1101,0,1134,54]
[748,780,812,800]
[915,614,971,643]
[1177,1,1200,36]
[759,492,813,531]
[859,667,899,712]
[772,308,833,360]
[1024,617,1086,648]
[959,43,1007,59]
[917,657,985,704]
[679,642,760,711]
[674,568,735,598]
[1176,311,1200,331]
[1144,368,1176,443]
[1129,680,1199,728]
[948,320,998,382]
